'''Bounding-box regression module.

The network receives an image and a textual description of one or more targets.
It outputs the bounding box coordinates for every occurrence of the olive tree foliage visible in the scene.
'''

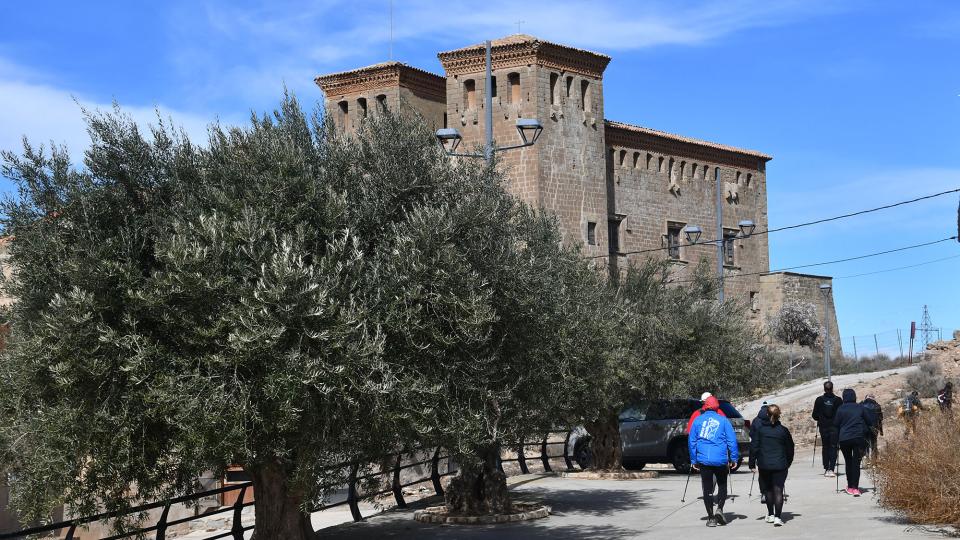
[581,259,768,470]
[770,300,822,349]
[0,94,610,534]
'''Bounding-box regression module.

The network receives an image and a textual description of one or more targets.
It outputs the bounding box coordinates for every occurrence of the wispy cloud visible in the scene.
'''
[0,60,225,173]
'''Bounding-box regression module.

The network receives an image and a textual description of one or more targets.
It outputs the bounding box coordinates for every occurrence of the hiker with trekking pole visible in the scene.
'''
[812,381,842,477]
[833,388,874,496]
[688,396,739,527]
[749,404,794,527]
[750,402,770,505]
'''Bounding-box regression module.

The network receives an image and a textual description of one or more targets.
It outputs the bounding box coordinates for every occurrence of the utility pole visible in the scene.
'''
[484,40,493,163]
[716,167,724,303]
[919,305,935,358]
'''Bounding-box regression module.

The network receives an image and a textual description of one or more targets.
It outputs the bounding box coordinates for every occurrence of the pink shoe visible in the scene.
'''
[852,488,862,497]
[844,487,856,495]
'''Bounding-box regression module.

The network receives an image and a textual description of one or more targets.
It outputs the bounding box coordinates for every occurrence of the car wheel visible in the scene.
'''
[574,439,593,470]
[671,443,691,473]
[623,460,646,471]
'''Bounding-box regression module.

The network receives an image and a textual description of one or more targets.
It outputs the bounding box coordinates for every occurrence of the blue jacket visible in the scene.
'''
[689,410,739,467]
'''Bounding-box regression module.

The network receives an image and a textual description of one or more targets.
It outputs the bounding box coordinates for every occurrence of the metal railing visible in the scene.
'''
[0,429,578,540]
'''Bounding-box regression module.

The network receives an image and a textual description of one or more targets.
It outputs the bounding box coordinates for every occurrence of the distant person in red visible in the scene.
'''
[687,393,727,434]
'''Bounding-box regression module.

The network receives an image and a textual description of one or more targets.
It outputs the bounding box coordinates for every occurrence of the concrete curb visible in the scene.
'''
[555,470,659,480]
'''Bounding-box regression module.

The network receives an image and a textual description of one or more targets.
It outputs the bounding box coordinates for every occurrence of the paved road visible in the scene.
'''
[738,366,917,420]
[318,447,938,540]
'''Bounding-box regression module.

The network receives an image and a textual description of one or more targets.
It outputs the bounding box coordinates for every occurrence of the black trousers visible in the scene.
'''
[839,439,865,489]
[699,465,729,515]
[759,468,788,518]
[757,467,769,504]
[819,425,839,470]
[865,430,879,459]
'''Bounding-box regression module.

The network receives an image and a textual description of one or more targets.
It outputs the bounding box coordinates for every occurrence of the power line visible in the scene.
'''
[833,253,960,279]
[669,235,958,283]
[587,186,960,259]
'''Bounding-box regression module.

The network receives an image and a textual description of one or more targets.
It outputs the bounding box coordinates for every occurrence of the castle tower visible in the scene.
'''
[437,35,612,258]
[314,62,446,133]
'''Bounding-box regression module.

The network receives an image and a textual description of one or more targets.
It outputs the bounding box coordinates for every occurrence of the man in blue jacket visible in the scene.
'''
[689,396,740,527]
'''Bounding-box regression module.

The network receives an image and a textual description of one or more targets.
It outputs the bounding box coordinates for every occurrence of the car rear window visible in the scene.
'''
[719,401,742,418]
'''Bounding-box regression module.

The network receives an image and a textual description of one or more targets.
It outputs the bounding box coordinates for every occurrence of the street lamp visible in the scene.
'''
[820,283,833,381]
[683,225,702,245]
[434,40,543,161]
[738,219,756,238]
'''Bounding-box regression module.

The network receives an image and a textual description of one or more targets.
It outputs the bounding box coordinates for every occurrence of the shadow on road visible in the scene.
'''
[514,486,659,517]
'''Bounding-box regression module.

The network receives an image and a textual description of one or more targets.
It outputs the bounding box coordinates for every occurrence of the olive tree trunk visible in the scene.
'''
[248,463,316,540]
[584,412,623,471]
[444,442,511,514]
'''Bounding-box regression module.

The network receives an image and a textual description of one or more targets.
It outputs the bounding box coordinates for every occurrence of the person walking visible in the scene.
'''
[898,390,924,438]
[750,402,770,505]
[938,382,953,413]
[833,388,874,496]
[860,394,883,460]
[686,391,726,434]
[749,404,794,527]
[689,396,739,527]
[811,381,843,477]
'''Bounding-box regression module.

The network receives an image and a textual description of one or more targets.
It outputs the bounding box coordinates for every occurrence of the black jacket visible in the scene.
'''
[833,389,874,443]
[750,404,769,442]
[860,398,883,435]
[812,392,843,428]
[749,418,795,471]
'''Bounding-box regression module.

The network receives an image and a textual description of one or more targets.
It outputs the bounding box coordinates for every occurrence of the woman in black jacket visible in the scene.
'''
[833,388,874,496]
[749,404,794,527]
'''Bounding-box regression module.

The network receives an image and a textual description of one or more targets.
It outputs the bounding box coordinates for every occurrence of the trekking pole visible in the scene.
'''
[681,465,693,503]
[836,446,843,493]
[811,429,818,467]
[749,468,756,498]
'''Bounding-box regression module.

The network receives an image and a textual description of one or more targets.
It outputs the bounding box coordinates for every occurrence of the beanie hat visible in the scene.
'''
[701,392,712,401]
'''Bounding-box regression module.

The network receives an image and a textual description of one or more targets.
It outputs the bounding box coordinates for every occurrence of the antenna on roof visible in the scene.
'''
[389,0,394,60]
[516,19,525,34]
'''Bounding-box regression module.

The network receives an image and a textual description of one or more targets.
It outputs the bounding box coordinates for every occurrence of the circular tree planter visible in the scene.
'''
[556,470,659,480]
[413,502,551,524]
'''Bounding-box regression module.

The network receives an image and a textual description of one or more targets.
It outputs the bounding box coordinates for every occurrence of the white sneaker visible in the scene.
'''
[765,515,775,523]
[774,517,784,527]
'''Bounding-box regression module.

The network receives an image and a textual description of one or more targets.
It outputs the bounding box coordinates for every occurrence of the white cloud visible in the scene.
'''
[0,77,223,169]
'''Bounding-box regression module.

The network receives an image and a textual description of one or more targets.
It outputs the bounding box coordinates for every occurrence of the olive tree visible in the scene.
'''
[0,95,613,536]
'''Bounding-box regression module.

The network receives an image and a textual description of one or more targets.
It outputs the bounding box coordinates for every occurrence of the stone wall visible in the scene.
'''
[758,272,843,357]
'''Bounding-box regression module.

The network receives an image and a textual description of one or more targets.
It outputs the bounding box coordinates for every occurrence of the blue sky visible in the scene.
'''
[1,0,959,351]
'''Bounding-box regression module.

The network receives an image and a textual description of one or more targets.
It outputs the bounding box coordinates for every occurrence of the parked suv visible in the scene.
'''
[572,398,750,472]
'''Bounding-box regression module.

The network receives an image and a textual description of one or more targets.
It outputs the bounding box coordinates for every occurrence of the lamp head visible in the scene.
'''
[515,118,543,146]
[738,219,756,238]
[683,225,702,245]
[435,128,463,153]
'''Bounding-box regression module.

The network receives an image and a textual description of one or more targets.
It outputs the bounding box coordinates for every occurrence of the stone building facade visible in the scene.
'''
[315,34,841,339]
[759,272,843,357]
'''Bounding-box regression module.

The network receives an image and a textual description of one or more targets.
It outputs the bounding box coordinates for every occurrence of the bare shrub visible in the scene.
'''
[874,413,960,527]
[907,361,945,398]
[770,301,822,348]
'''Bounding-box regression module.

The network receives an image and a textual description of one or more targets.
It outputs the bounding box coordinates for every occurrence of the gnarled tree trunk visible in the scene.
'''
[585,411,623,471]
[248,462,316,540]
[444,442,511,515]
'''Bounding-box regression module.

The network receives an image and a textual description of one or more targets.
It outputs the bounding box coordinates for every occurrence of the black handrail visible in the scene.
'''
[0,429,578,539]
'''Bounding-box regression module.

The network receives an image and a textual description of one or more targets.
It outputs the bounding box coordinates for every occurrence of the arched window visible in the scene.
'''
[619,149,627,167]
[464,79,477,109]
[691,163,698,179]
[376,94,388,112]
[746,173,753,187]
[702,164,709,179]
[357,97,367,118]
[566,75,574,98]
[680,161,686,179]
[633,152,641,169]
[736,171,742,185]
[646,153,653,169]
[338,100,349,127]
[549,73,559,105]
[668,158,675,182]
[658,156,664,173]
[508,73,520,104]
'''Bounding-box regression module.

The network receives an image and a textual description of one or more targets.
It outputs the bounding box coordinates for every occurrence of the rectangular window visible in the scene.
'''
[666,222,683,260]
[587,221,597,245]
[750,291,759,312]
[723,229,737,266]
[338,100,349,127]
[549,73,559,105]
[608,219,621,254]
[580,80,591,112]
[490,76,497,98]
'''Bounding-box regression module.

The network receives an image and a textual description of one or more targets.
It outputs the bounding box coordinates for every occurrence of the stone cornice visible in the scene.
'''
[438,35,611,79]
[314,62,446,102]
[605,121,771,171]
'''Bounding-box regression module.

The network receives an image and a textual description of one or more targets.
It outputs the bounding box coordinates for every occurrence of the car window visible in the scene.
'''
[644,400,669,421]
[719,401,743,418]
[664,399,695,419]
[619,402,648,422]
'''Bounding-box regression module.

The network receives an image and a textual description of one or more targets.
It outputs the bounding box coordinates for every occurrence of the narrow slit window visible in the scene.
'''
[464,79,477,109]
[508,72,520,104]
[587,222,597,245]
[666,222,683,260]
[357,97,367,118]
[549,73,559,105]
[338,100,349,127]
[619,150,627,167]
[566,75,574,98]
[376,94,387,112]
[580,80,591,111]
[490,76,497,98]
[633,152,641,169]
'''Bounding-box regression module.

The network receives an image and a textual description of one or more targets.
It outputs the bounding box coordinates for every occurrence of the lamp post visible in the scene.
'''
[435,41,543,161]
[683,218,756,302]
[820,283,833,381]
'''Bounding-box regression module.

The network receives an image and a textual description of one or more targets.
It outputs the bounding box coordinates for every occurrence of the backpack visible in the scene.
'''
[901,396,919,417]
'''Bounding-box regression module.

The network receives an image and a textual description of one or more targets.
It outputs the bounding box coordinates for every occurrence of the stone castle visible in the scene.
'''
[318,34,841,350]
